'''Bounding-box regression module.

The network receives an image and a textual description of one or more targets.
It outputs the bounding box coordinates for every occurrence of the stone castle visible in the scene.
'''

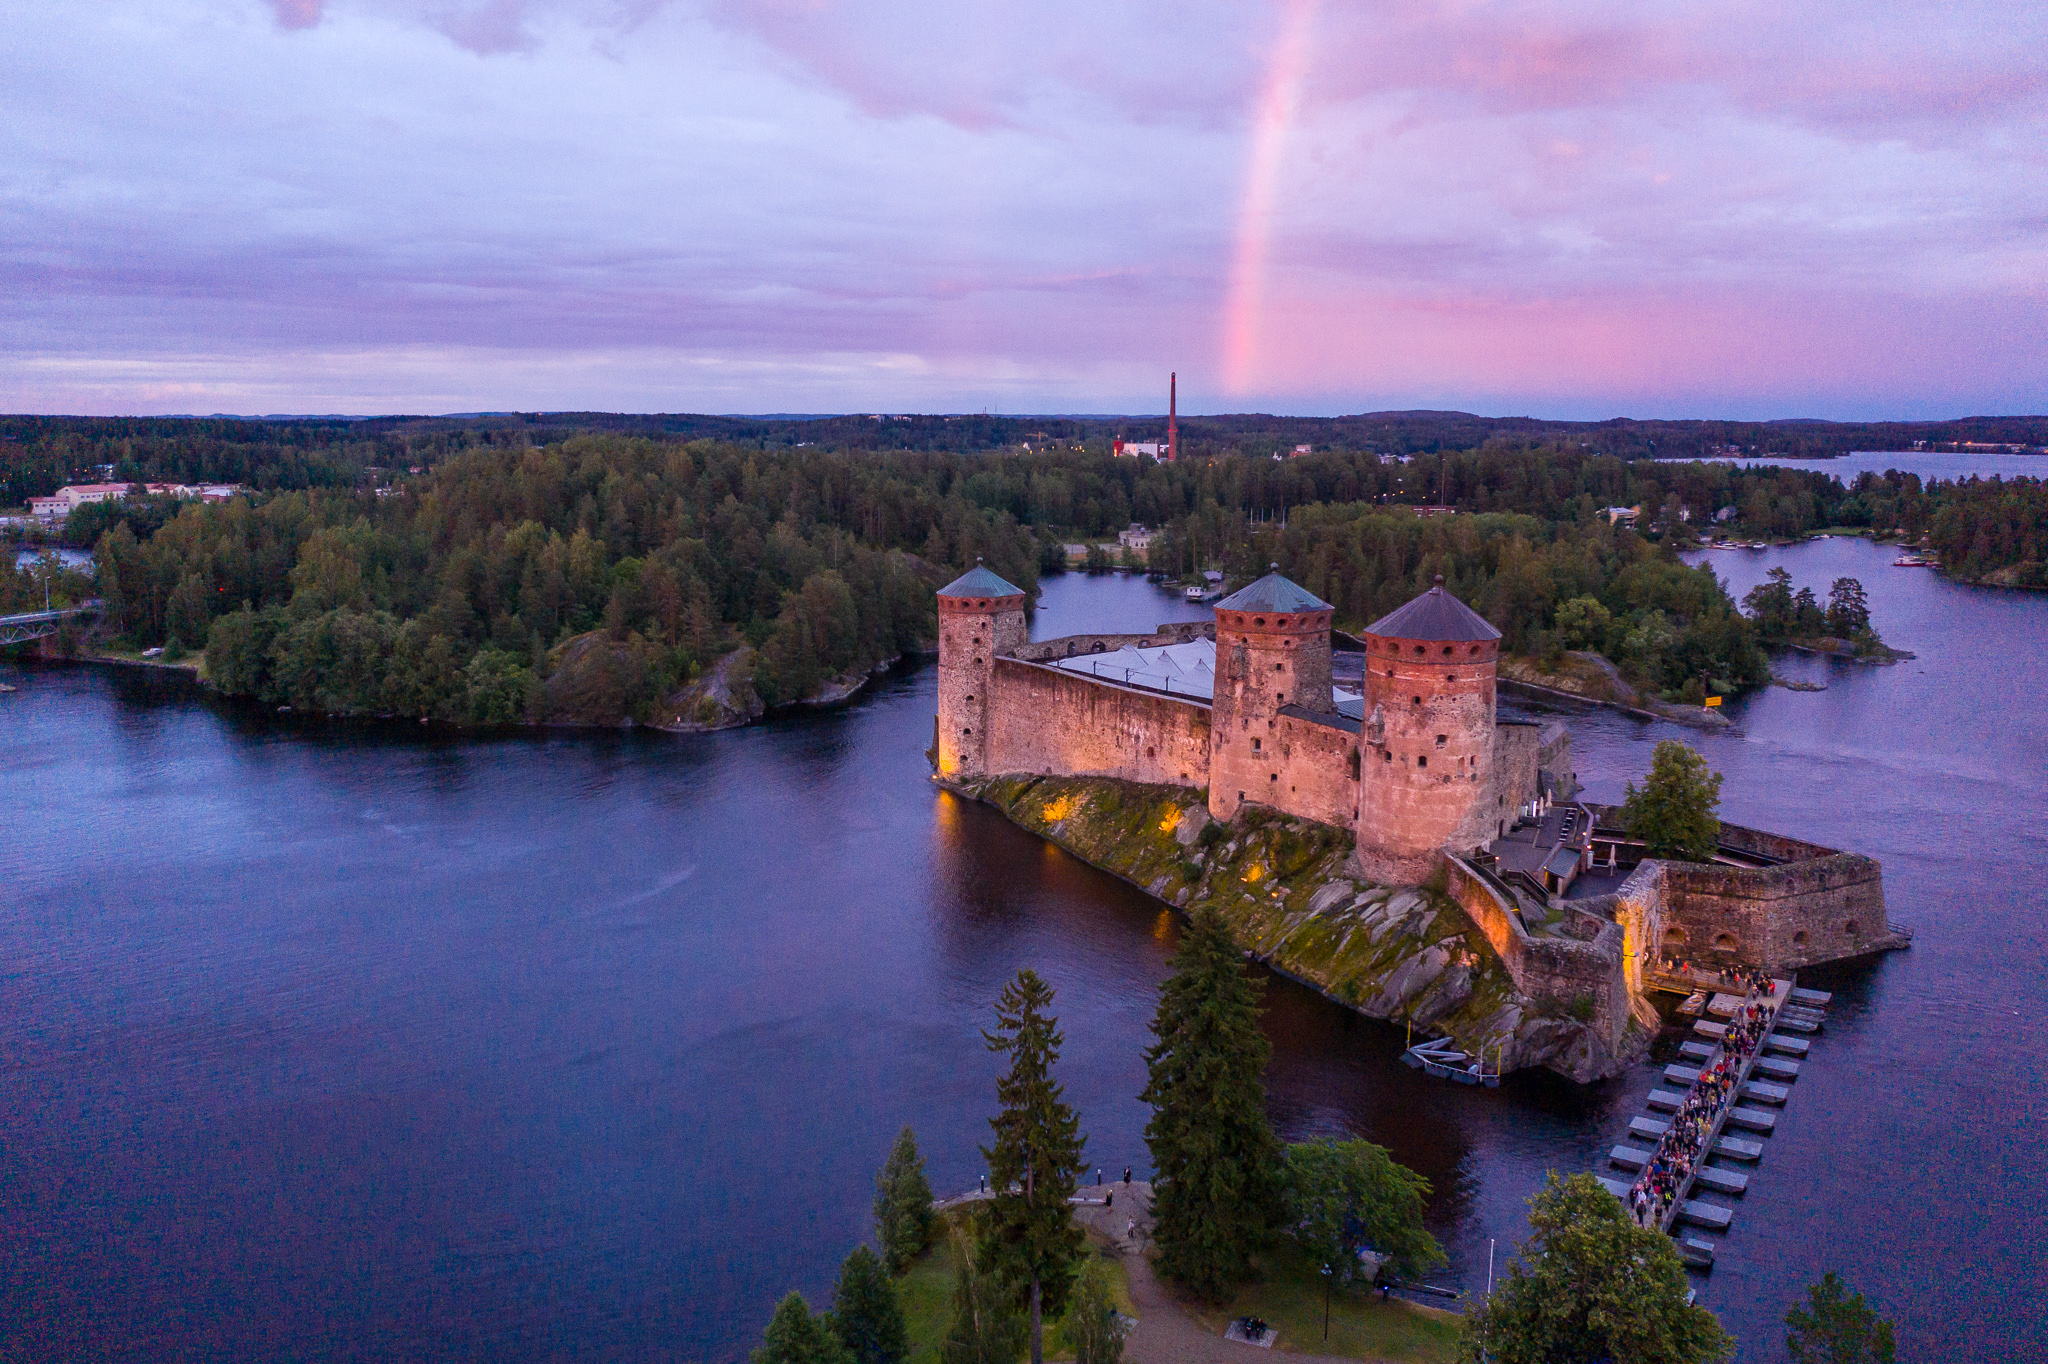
[933,563,1563,882]
[931,563,1906,1076]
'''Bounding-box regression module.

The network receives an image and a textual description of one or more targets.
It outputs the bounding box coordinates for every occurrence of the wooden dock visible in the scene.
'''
[1594,976,1833,1271]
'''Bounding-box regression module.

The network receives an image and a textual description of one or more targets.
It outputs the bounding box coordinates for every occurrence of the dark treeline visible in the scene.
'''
[90,438,1042,722]
[8,410,2045,507]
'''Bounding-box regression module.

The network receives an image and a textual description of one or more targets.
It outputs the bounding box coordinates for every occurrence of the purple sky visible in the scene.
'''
[3,0,2043,418]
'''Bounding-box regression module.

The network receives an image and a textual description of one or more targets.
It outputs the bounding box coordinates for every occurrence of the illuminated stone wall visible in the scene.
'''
[984,658,1212,787]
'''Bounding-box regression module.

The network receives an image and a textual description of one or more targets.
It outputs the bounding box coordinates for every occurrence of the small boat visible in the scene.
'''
[1677,991,1708,1018]
[1892,555,1938,567]
[1403,1035,1500,1086]
[0,683,16,693]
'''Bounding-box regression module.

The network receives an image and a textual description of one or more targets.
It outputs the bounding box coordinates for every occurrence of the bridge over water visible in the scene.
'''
[0,599,101,646]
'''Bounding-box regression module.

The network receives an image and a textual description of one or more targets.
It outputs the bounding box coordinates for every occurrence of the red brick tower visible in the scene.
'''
[1355,576,1501,883]
[933,560,1027,780]
[1208,565,1334,821]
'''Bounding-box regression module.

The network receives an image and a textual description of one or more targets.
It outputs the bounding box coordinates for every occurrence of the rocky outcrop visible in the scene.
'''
[657,648,766,732]
[959,774,1642,1082]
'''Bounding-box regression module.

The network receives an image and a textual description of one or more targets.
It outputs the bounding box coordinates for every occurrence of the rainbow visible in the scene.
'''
[1221,0,1320,397]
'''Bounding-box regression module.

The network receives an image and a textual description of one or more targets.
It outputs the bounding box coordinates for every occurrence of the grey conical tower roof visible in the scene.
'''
[1365,577,1500,641]
[1214,564,1330,613]
[937,559,1024,598]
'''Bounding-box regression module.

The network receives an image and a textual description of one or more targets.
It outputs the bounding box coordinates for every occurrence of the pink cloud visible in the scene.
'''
[265,0,325,29]
[437,0,539,54]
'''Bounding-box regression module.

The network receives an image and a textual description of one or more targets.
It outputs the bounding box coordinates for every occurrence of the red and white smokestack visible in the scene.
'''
[1168,372,1178,463]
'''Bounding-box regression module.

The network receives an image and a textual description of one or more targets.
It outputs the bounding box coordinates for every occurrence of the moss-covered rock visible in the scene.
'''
[960,774,1559,1076]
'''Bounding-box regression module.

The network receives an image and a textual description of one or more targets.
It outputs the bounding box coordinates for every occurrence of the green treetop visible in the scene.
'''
[979,969,1087,1364]
[1785,1272,1897,1364]
[829,1245,909,1364]
[1140,905,1284,1303]
[1279,1138,1445,1285]
[874,1127,936,1274]
[1463,1173,1732,1364]
[1622,739,1724,863]
[753,1291,852,1364]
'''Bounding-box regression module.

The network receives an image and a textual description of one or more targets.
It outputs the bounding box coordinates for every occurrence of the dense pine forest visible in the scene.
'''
[4,414,2043,723]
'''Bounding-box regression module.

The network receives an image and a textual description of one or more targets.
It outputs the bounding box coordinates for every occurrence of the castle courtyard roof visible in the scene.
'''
[1214,565,1331,614]
[1047,637,1362,714]
[937,561,1025,599]
[1365,577,1501,642]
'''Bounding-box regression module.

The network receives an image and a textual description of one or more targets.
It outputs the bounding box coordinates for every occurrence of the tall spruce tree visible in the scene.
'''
[1140,905,1283,1302]
[874,1126,936,1274]
[829,1245,909,1364]
[979,969,1086,1364]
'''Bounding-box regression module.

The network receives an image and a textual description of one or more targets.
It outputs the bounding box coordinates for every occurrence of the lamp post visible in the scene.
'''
[1322,1263,1333,1342]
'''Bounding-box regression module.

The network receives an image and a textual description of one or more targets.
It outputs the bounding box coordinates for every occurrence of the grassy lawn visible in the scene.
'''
[898,1218,1134,1364]
[1187,1247,1466,1364]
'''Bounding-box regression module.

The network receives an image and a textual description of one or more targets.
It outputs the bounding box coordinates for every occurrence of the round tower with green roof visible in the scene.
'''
[933,560,1027,779]
[1207,564,1335,823]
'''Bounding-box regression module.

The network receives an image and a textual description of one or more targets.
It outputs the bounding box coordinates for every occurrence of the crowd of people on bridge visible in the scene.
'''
[1628,990,1776,1229]
[1658,953,1773,996]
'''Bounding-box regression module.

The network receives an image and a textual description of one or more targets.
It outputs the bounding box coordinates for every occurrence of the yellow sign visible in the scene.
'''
[1704,695,1722,708]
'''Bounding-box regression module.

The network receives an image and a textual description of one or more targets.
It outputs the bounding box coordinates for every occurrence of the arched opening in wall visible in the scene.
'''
[973,657,981,665]
[1412,696,1421,706]
[1793,931,1809,946]
[1712,933,1738,950]
[1663,927,1687,945]
[1436,734,1447,748]
[1348,750,1360,780]
[965,694,973,701]
[1146,746,1156,758]
[1092,642,1105,652]
[1442,646,1453,656]
[1254,617,1266,626]
[1417,756,1427,769]
[1413,645,1425,655]
[1383,751,1393,762]
[1845,920,1860,936]
[1274,662,1285,671]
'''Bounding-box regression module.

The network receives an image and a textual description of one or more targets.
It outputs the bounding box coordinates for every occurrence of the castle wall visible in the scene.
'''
[1444,855,1630,1056]
[985,658,1211,787]
[1659,854,1891,971]
[1265,710,1360,829]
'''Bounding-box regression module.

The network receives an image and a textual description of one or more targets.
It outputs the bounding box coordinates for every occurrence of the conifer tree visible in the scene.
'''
[829,1245,909,1364]
[1140,905,1283,1302]
[753,1291,852,1364]
[943,1223,1028,1364]
[874,1127,936,1274]
[979,969,1087,1364]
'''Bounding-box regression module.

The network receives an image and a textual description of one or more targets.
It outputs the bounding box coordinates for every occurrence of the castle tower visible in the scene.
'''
[1208,565,1334,822]
[1355,576,1501,883]
[933,560,1027,780]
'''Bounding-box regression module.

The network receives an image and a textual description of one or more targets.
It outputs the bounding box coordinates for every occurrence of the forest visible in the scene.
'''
[3,416,2042,723]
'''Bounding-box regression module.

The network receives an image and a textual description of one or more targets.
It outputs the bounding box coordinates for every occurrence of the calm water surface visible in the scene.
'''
[2,559,2043,1362]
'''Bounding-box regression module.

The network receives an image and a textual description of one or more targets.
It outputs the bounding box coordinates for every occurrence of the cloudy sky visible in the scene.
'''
[3,0,2043,417]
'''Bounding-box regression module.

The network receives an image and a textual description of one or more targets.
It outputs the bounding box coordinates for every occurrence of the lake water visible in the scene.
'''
[1674,449,2046,484]
[2,559,2042,1362]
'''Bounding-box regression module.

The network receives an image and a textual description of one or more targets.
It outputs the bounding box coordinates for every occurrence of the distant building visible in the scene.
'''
[1715,506,1738,523]
[1293,443,1313,455]
[27,481,243,522]
[1603,505,1641,526]
[1113,440,1165,458]
[1117,524,1156,557]
[1410,505,1457,517]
